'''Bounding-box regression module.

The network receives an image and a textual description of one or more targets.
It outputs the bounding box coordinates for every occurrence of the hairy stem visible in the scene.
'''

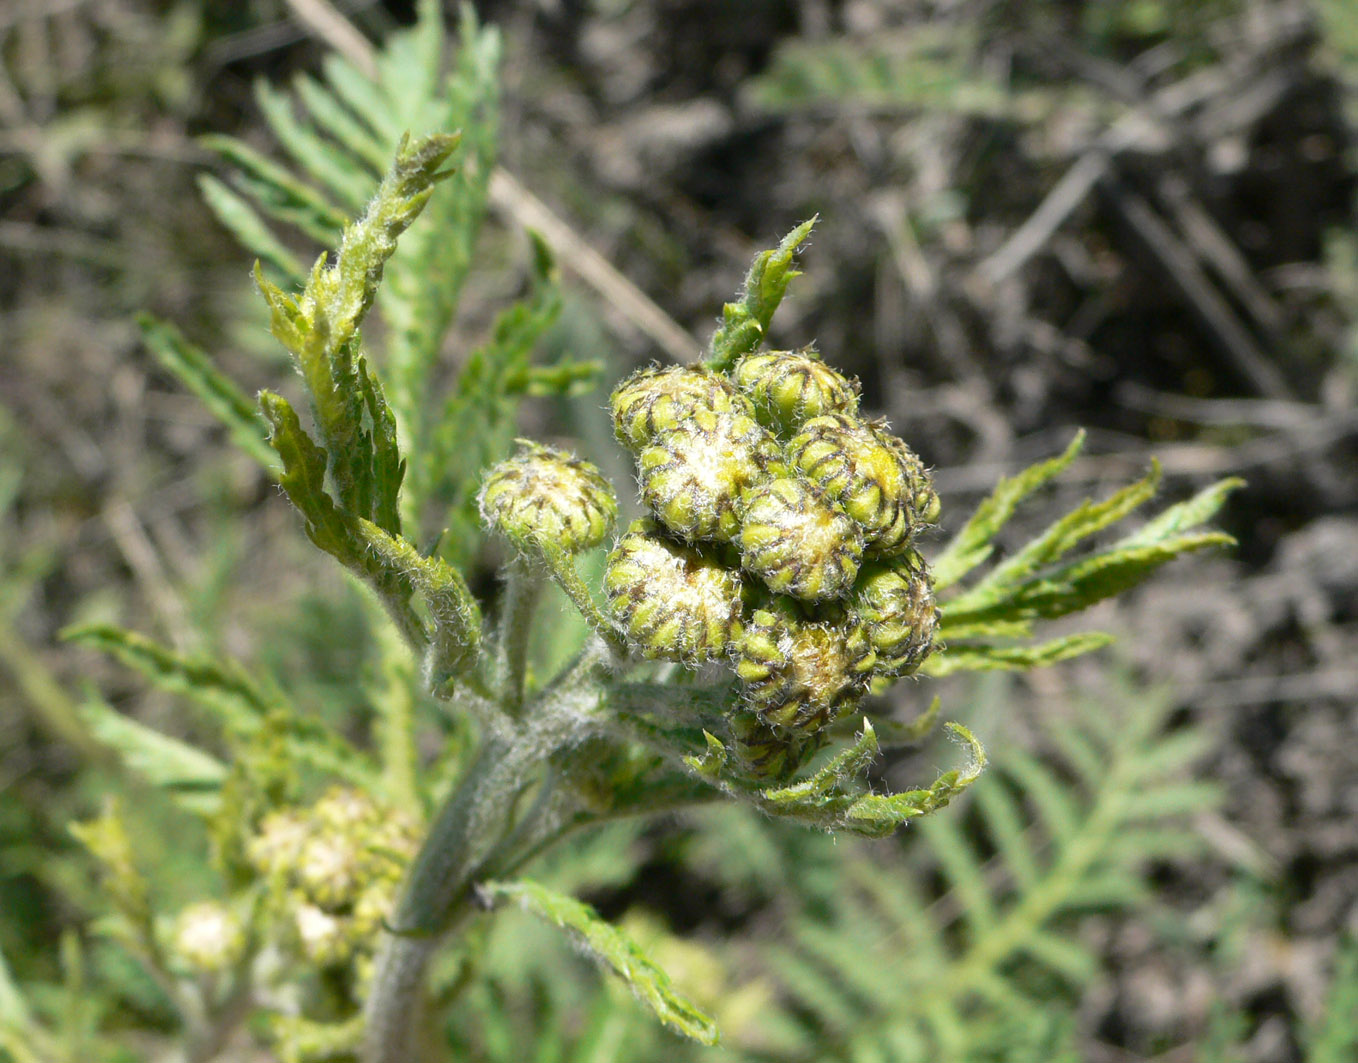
[495,559,543,715]
[363,728,536,1063]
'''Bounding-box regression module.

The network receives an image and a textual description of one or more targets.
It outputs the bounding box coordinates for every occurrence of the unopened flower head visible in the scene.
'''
[611,365,753,452]
[788,413,931,556]
[732,348,859,435]
[478,441,617,553]
[731,600,876,734]
[171,901,246,974]
[737,475,863,601]
[637,409,781,542]
[605,518,744,663]
[853,551,939,679]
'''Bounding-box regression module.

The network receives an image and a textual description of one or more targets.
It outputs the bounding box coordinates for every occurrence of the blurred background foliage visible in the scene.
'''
[2,0,1356,1060]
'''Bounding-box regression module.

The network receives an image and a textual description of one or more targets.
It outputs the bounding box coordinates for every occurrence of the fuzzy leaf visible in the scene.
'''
[706,217,818,372]
[483,879,720,1045]
[923,632,1116,676]
[843,723,986,835]
[931,431,1084,591]
[137,312,279,471]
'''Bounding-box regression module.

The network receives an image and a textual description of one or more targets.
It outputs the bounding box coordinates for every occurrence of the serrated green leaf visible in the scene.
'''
[136,312,280,471]
[923,632,1114,676]
[76,690,226,816]
[972,459,1162,598]
[706,217,818,372]
[292,72,388,172]
[843,723,986,835]
[1115,476,1245,549]
[196,174,307,285]
[200,134,347,244]
[761,719,881,807]
[483,879,720,1045]
[62,623,274,730]
[255,79,372,213]
[931,431,1085,591]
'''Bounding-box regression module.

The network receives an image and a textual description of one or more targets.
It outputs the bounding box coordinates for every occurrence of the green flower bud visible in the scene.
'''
[727,709,819,780]
[611,365,753,452]
[171,901,246,974]
[737,475,863,601]
[605,518,744,663]
[853,551,940,678]
[247,810,309,880]
[637,409,781,542]
[731,600,876,733]
[478,441,617,553]
[787,414,927,556]
[732,348,859,434]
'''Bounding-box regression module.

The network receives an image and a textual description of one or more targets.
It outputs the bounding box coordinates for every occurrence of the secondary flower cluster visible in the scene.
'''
[604,349,941,743]
[245,788,420,972]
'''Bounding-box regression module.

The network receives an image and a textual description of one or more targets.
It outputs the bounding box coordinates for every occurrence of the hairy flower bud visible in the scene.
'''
[605,518,744,663]
[731,600,876,733]
[637,409,781,542]
[478,441,617,553]
[853,551,940,678]
[611,365,753,452]
[788,414,929,556]
[732,348,859,435]
[737,475,863,601]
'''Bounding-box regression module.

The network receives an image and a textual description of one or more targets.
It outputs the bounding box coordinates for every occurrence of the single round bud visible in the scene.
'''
[727,709,819,780]
[171,901,246,973]
[611,365,753,452]
[852,551,940,679]
[605,518,744,663]
[732,348,859,435]
[737,475,863,601]
[787,414,925,556]
[478,441,617,553]
[637,410,781,542]
[731,600,876,733]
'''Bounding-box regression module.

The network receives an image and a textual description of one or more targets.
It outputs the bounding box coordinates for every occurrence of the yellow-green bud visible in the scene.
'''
[170,901,246,974]
[853,551,939,678]
[478,441,617,553]
[737,475,863,601]
[637,409,781,542]
[731,600,876,733]
[732,348,859,435]
[787,414,926,556]
[295,833,364,909]
[605,518,745,663]
[611,365,753,451]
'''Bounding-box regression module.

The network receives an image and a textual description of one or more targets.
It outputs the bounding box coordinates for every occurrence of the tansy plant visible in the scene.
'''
[37,6,1241,1063]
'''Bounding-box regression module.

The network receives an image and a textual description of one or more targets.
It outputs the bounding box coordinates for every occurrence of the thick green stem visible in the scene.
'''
[363,729,535,1063]
[363,643,612,1063]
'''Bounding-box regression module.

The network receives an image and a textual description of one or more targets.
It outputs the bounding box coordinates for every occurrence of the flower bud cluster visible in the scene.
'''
[605,350,941,753]
[245,788,420,969]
